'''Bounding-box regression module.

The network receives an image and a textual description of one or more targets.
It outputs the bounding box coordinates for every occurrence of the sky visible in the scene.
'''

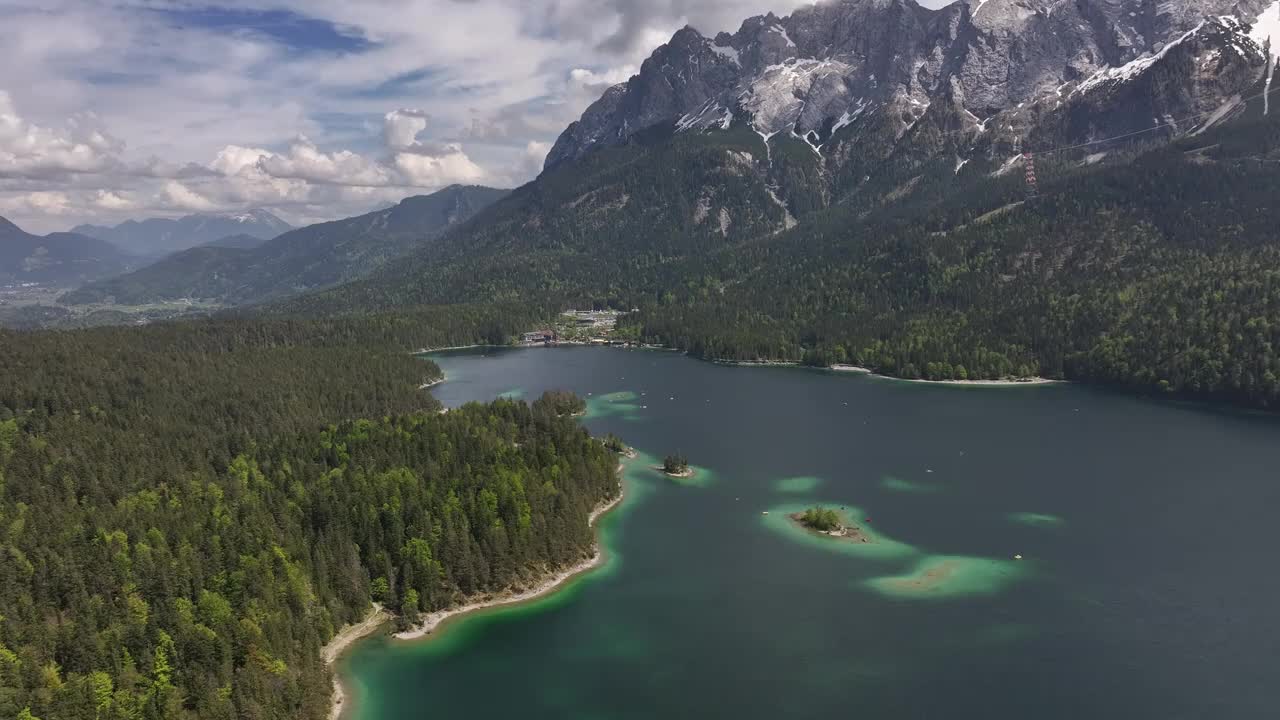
[0,0,866,234]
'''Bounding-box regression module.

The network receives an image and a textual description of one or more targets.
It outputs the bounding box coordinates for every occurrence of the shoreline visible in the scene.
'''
[414,341,1061,387]
[712,358,801,368]
[413,343,496,355]
[324,603,389,720]
[390,483,624,642]
[327,470,624,720]
[867,374,1062,386]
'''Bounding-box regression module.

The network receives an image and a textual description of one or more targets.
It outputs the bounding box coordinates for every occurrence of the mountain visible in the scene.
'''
[0,216,137,286]
[71,209,292,257]
[202,233,272,250]
[63,185,508,306]
[547,0,1274,171]
[279,0,1280,410]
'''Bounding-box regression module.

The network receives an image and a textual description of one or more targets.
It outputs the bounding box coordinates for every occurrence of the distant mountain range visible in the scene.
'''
[62,185,507,306]
[71,209,292,257]
[0,217,138,286]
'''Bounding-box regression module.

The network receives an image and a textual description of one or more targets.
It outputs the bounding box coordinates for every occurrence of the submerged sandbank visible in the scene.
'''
[762,500,1032,600]
[761,501,918,561]
[880,476,937,494]
[864,555,1028,599]
[1008,511,1066,528]
[583,390,643,421]
[774,476,823,494]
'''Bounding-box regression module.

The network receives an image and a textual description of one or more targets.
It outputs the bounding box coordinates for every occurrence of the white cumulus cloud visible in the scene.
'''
[0,191,73,217]
[384,109,431,151]
[91,189,135,210]
[161,181,219,212]
[0,91,122,178]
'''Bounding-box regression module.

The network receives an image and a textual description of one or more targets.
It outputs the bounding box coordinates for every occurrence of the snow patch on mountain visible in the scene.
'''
[1250,2,1280,59]
[1074,22,1206,95]
[710,41,740,66]
[741,58,852,136]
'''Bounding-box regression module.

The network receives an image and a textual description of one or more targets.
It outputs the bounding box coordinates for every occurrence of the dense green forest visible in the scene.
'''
[0,311,618,720]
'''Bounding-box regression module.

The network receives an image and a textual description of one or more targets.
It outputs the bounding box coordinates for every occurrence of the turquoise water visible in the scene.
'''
[343,347,1280,719]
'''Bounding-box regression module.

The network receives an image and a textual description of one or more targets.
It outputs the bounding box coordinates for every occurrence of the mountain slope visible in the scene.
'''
[63,185,507,306]
[277,0,1280,410]
[0,217,138,286]
[289,96,1280,408]
[71,209,292,257]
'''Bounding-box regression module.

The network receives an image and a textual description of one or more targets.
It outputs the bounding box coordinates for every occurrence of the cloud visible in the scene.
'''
[255,137,395,186]
[517,140,552,182]
[0,0,836,232]
[0,191,72,216]
[0,91,122,178]
[384,109,430,151]
[211,145,274,177]
[161,181,219,212]
[91,189,135,210]
[392,146,487,186]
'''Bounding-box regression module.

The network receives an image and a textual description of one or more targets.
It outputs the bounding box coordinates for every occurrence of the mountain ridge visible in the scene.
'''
[71,208,292,257]
[0,217,138,286]
[547,0,1275,171]
[62,185,508,306]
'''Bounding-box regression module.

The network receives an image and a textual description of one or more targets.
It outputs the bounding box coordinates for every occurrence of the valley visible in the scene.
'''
[3,1,1280,719]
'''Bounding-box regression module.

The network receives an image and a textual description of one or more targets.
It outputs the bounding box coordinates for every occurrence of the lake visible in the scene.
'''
[341,346,1280,719]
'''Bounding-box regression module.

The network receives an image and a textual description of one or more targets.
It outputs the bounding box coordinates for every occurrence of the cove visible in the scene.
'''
[341,346,1280,719]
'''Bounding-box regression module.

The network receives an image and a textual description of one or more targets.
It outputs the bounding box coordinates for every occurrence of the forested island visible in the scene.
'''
[660,453,693,479]
[0,311,618,720]
[791,507,874,545]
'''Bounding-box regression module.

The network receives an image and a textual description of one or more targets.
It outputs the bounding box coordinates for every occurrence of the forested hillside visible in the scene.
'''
[0,308,616,720]
[281,98,1280,409]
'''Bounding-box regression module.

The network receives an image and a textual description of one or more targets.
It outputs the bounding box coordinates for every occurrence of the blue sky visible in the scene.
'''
[0,0,849,231]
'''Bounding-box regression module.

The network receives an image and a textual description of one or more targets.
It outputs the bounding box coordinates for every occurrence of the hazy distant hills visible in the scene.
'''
[201,233,272,250]
[63,185,507,306]
[0,217,138,286]
[71,209,292,257]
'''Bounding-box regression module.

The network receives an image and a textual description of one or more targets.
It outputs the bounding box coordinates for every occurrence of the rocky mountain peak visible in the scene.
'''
[545,0,1274,171]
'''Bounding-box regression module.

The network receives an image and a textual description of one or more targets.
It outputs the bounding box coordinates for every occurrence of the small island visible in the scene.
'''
[659,453,695,479]
[790,506,874,544]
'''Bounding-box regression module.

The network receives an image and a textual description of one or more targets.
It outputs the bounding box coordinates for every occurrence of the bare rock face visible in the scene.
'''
[545,0,1274,171]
